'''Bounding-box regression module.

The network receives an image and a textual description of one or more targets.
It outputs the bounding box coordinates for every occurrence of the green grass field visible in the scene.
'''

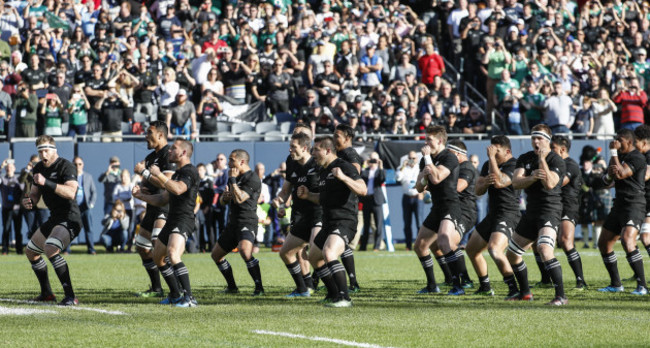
[1,245,649,347]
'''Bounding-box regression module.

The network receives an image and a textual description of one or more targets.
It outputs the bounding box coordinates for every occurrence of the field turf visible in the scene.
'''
[1,246,649,347]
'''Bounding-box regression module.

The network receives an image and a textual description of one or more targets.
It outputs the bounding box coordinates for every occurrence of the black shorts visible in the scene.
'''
[603,204,644,234]
[157,222,192,246]
[313,221,355,250]
[290,215,321,243]
[140,207,168,233]
[217,222,257,251]
[456,209,478,236]
[39,217,82,240]
[561,207,579,226]
[422,206,460,235]
[476,213,520,242]
[515,210,561,241]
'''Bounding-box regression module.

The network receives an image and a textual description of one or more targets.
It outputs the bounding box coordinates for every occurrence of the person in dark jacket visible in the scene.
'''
[359,152,386,251]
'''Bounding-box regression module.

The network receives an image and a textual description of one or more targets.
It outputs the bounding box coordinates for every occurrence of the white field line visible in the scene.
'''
[0,298,126,315]
[0,305,56,315]
[252,330,398,348]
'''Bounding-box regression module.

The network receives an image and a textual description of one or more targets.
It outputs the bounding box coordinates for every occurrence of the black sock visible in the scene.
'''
[159,263,181,298]
[419,255,437,288]
[564,248,585,284]
[173,262,192,297]
[49,254,74,298]
[503,274,518,293]
[216,259,237,289]
[478,275,490,291]
[601,252,621,287]
[435,255,453,283]
[513,262,530,294]
[444,250,462,288]
[626,249,647,288]
[286,261,307,293]
[246,257,263,291]
[456,249,471,283]
[327,260,349,300]
[303,273,314,289]
[30,258,52,296]
[315,265,337,299]
[311,271,320,289]
[142,258,162,291]
[340,247,358,287]
[544,258,565,298]
[534,252,550,283]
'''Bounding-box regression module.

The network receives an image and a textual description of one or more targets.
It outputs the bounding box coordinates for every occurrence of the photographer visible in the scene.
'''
[359,152,386,251]
[99,156,122,215]
[95,83,128,142]
[612,77,647,130]
[67,86,91,136]
[101,200,130,253]
[482,37,512,122]
[13,82,38,138]
[196,90,223,136]
[39,93,65,136]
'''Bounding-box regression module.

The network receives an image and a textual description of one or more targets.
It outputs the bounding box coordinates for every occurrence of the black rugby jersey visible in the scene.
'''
[480,157,521,214]
[515,151,565,211]
[319,158,361,223]
[612,149,646,207]
[33,157,81,222]
[644,151,650,207]
[286,155,322,219]
[458,160,478,211]
[167,164,199,227]
[561,157,582,211]
[419,149,459,207]
[337,147,363,171]
[228,170,261,226]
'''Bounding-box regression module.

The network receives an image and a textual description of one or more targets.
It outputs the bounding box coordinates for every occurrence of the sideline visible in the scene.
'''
[252,329,398,348]
[0,305,56,315]
[0,298,126,315]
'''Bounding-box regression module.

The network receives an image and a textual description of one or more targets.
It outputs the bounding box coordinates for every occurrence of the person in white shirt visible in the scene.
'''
[395,151,422,251]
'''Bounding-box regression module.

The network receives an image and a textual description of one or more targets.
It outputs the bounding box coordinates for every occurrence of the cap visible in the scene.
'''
[264,38,273,45]
[571,80,580,87]
[508,26,518,34]
[372,115,381,120]
[385,102,393,107]
[177,53,186,60]
[347,112,358,118]
[354,95,363,102]
[177,89,187,96]
[637,48,647,55]
[317,40,325,46]
[517,18,525,25]
[428,90,438,97]
[520,29,528,36]
[366,43,376,49]
[460,101,469,107]
[109,156,120,163]
[397,108,406,114]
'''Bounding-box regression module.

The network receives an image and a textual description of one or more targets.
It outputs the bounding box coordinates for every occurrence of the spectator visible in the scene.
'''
[461,107,487,134]
[395,151,422,251]
[419,43,445,88]
[196,163,215,252]
[98,156,122,215]
[95,82,128,142]
[73,156,97,255]
[267,61,292,114]
[1,159,22,255]
[166,88,197,140]
[112,169,134,242]
[360,152,386,251]
[482,37,512,120]
[101,200,130,253]
[40,93,65,136]
[612,77,647,130]
[196,90,223,137]
[133,57,159,122]
[359,43,383,94]
[591,88,617,139]
[542,81,574,134]
[13,82,38,137]
[209,153,229,243]
[67,86,91,137]
[0,78,11,136]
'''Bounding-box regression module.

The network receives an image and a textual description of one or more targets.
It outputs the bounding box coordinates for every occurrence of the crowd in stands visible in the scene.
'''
[1,0,650,140]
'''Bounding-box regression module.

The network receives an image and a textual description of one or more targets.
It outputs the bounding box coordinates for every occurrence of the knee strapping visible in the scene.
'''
[537,235,556,249]
[151,228,162,240]
[134,234,152,249]
[507,239,526,257]
[27,240,44,254]
[641,223,650,234]
[45,237,65,252]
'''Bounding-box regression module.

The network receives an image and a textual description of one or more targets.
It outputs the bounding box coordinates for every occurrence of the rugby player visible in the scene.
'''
[23,136,83,306]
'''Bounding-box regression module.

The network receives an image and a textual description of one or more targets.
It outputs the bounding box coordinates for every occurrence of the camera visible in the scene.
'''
[111,164,120,169]
[369,159,378,164]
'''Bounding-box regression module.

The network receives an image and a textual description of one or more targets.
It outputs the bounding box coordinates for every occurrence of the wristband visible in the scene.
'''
[610,149,618,157]
[141,169,151,180]
[228,177,237,185]
[43,179,57,191]
[424,156,432,165]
